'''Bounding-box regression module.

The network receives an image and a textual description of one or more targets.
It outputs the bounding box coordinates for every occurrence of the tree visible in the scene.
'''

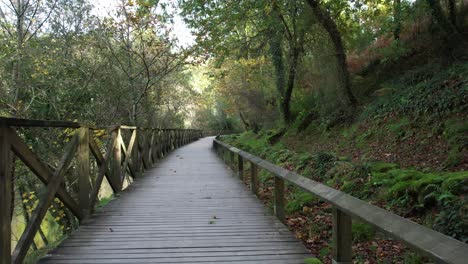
[0,0,58,115]
[181,0,307,125]
[96,0,189,125]
[306,0,357,107]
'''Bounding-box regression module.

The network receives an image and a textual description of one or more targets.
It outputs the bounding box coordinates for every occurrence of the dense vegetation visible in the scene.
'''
[0,0,466,263]
[181,0,467,262]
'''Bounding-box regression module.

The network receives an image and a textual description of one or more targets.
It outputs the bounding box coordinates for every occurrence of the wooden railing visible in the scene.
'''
[213,138,468,264]
[0,117,202,264]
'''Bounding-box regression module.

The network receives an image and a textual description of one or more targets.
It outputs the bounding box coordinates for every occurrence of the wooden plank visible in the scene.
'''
[89,134,118,211]
[39,138,309,263]
[121,130,137,180]
[238,154,244,181]
[112,128,122,192]
[118,134,136,179]
[250,162,258,196]
[0,124,12,264]
[8,127,83,220]
[89,135,119,194]
[147,129,155,166]
[138,130,150,170]
[274,176,285,223]
[78,127,91,218]
[0,116,81,128]
[332,207,352,264]
[13,133,79,264]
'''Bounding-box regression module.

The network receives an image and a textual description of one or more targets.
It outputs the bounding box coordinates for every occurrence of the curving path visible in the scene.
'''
[39,137,311,264]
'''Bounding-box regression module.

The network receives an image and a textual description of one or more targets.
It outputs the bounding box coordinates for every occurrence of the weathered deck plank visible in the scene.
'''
[39,137,310,263]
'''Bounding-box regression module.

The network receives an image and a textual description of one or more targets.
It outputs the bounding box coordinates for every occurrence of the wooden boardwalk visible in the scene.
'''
[39,137,310,264]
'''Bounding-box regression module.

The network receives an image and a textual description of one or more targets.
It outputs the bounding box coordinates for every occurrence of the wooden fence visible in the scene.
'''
[0,117,201,264]
[213,138,468,264]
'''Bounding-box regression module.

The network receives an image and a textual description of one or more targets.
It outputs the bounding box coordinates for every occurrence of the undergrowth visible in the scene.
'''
[221,131,468,242]
[221,60,467,262]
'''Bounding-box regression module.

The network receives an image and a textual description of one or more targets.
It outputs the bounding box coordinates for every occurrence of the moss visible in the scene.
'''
[443,118,468,168]
[219,129,468,240]
[380,169,443,199]
[286,190,317,213]
[341,180,355,193]
[341,124,359,139]
[97,195,114,208]
[352,221,376,242]
[304,258,323,264]
[369,161,399,173]
[441,171,468,194]
[386,117,411,138]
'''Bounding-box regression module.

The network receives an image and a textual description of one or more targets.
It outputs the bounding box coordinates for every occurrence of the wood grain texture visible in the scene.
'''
[39,137,310,264]
[0,125,12,264]
[13,133,79,264]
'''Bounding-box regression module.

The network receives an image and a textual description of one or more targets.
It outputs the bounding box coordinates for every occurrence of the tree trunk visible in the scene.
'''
[13,0,25,111]
[269,26,288,124]
[306,0,357,107]
[426,0,462,62]
[283,46,300,125]
[239,112,250,130]
[448,0,457,28]
[426,0,457,34]
[393,0,402,40]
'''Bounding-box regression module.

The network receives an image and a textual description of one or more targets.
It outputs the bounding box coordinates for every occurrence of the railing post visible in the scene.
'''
[157,130,163,159]
[149,129,155,165]
[0,123,12,264]
[112,127,122,192]
[229,151,234,167]
[274,177,285,223]
[132,130,141,178]
[77,126,91,218]
[332,207,352,264]
[250,162,258,196]
[238,154,244,181]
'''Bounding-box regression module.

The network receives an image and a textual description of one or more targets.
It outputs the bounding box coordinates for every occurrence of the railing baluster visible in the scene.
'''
[274,176,285,223]
[238,154,244,181]
[332,207,352,264]
[89,134,118,211]
[0,117,201,263]
[78,127,91,218]
[250,162,258,196]
[230,151,234,167]
[112,128,122,192]
[12,133,79,264]
[0,123,12,264]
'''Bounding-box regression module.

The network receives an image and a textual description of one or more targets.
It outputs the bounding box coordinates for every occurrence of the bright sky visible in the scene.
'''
[92,0,195,48]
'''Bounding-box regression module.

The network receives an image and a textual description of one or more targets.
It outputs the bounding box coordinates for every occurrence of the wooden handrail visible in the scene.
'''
[0,118,202,264]
[213,138,468,264]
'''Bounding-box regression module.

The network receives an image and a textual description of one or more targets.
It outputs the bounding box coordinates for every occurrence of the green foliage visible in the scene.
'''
[304,257,323,264]
[433,197,468,242]
[402,252,425,264]
[312,152,337,176]
[386,117,411,138]
[363,62,468,120]
[97,195,114,208]
[221,130,468,241]
[369,162,399,173]
[442,118,468,168]
[286,191,317,213]
[24,240,64,264]
[352,221,376,242]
